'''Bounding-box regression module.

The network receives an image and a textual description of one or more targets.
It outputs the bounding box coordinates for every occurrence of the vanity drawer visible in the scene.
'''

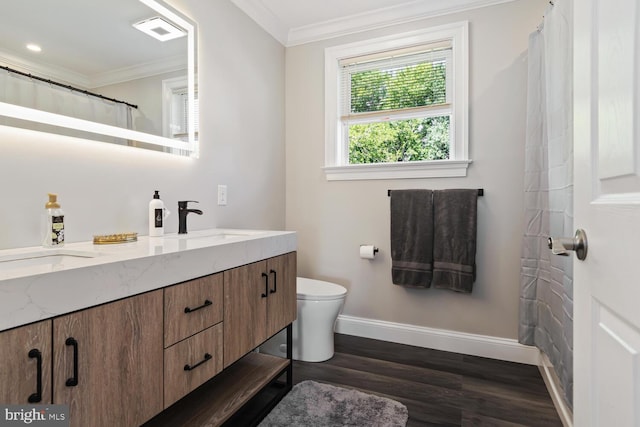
[164,273,223,348]
[164,323,224,408]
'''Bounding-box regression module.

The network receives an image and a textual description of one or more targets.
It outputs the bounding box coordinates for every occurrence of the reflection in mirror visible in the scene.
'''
[0,0,197,156]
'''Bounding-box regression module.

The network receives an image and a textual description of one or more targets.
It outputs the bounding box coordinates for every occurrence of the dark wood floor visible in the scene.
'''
[292,334,563,427]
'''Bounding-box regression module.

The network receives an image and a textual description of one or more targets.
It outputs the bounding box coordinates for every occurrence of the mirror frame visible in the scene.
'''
[0,0,198,157]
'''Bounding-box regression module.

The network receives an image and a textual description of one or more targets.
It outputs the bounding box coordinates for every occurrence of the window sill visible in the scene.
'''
[323,159,472,181]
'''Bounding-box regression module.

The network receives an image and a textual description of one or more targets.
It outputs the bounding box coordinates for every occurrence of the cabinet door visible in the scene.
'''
[164,273,223,348]
[223,260,268,368]
[0,320,52,404]
[53,290,163,427]
[266,252,297,338]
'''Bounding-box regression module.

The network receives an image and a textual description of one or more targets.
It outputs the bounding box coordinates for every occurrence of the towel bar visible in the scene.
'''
[387,189,484,197]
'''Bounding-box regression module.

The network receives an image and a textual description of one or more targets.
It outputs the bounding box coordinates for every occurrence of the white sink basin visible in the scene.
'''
[0,249,100,272]
[164,230,266,240]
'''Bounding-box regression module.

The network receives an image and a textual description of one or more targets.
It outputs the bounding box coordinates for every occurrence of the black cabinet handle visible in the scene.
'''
[184,353,212,371]
[27,349,42,403]
[261,272,269,298]
[184,299,212,313]
[269,269,277,294]
[65,338,78,387]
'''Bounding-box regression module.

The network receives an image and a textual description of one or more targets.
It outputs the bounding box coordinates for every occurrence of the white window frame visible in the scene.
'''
[162,76,198,155]
[324,22,470,181]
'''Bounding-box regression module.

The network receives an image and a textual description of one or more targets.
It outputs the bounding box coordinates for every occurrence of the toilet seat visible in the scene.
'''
[297,277,347,301]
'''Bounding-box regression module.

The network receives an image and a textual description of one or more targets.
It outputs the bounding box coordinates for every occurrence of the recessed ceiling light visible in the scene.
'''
[26,44,42,52]
[133,16,186,42]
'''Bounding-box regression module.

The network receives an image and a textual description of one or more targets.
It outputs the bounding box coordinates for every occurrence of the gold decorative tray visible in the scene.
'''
[93,232,138,245]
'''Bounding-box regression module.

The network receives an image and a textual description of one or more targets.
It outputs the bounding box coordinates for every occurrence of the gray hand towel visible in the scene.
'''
[390,190,434,287]
[432,189,478,293]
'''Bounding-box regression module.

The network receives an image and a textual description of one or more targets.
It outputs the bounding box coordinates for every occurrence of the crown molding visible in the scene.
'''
[232,0,518,47]
[230,0,289,45]
[288,0,517,46]
[88,54,187,88]
[0,48,186,90]
[0,49,91,88]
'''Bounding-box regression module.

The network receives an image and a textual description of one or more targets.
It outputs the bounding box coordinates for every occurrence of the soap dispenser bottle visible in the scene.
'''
[149,191,165,237]
[43,193,65,247]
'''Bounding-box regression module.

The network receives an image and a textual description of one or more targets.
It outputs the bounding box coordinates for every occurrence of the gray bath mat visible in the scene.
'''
[259,380,408,426]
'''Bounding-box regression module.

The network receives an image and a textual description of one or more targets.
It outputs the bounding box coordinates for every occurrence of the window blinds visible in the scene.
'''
[172,89,199,138]
[340,45,452,123]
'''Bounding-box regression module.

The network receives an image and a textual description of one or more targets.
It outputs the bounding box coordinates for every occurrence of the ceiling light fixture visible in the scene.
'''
[26,44,42,52]
[133,16,186,42]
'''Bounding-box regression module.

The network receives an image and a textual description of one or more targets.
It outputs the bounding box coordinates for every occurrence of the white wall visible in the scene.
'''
[0,0,285,250]
[285,0,547,339]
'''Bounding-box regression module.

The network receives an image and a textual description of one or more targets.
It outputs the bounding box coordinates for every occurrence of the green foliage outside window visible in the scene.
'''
[349,117,449,163]
[347,61,450,164]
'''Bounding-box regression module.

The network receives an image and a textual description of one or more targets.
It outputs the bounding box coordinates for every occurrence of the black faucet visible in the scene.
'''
[178,201,203,234]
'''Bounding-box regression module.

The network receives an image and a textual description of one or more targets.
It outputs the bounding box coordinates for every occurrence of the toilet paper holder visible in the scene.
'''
[359,245,379,259]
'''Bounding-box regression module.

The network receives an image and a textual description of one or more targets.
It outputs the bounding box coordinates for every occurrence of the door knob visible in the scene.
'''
[548,229,588,261]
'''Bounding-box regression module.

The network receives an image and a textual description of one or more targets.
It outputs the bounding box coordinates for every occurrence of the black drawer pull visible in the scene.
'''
[261,272,269,298]
[27,349,42,403]
[269,269,277,294]
[184,353,212,371]
[65,337,79,387]
[184,299,213,314]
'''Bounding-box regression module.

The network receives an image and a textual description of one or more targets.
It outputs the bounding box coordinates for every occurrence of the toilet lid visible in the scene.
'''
[297,277,347,301]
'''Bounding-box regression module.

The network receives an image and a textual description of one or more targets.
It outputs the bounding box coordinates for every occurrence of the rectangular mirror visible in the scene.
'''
[0,0,198,157]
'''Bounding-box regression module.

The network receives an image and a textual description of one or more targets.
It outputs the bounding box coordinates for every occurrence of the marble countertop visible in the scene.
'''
[0,229,296,332]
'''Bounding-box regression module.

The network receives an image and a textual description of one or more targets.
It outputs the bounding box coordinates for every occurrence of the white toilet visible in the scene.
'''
[260,277,347,362]
[294,277,347,362]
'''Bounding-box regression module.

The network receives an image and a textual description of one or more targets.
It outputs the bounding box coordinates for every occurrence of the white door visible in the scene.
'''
[574,0,640,425]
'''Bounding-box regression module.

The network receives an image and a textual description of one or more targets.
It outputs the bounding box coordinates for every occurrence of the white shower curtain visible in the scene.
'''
[0,71,133,144]
[519,0,573,408]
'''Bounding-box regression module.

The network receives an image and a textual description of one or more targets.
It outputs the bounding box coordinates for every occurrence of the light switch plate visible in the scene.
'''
[217,185,227,206]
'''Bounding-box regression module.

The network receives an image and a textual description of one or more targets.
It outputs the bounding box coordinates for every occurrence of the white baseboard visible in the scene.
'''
[335,314,540,365]
[538,352,573,427]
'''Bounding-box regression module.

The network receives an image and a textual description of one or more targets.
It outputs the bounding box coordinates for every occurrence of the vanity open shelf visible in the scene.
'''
[145,338,292,427]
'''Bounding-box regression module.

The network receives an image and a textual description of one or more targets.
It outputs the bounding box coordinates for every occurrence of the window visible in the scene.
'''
[162,76,199,147]
[168,87,199,141]
[324,22,469,180]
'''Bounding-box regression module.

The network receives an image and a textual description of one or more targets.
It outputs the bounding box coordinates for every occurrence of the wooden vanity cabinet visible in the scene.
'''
[163,274,224,408]
[223,252,296,367]
[223,260,268,366]
[0,250,296,427]
[53,290,164,427]
[146,251,296,427]
[264,252,297,339]
[0,320,52,404]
